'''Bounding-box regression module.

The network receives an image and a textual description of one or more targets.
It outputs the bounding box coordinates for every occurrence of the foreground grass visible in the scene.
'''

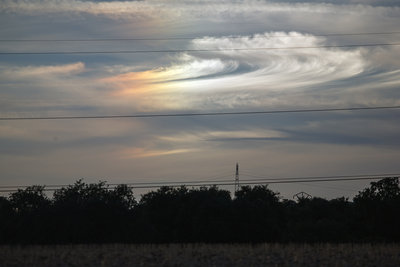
[0,243,399,266]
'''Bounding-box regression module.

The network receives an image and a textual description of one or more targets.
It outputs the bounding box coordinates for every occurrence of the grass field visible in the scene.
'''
[0,243,399,266]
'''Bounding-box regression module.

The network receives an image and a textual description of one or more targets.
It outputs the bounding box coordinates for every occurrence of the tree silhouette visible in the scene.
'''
[0,196,14,244]
[353,177,400,241]
[354,177,400,202]
[233,185,283,242]
[1,178,399,244]
[51,180,136,243]
[136,186,232,242]
[9,185,50,213]
[7,186,51,243]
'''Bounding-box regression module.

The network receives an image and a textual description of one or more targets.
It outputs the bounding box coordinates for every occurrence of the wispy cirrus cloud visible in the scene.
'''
[0,0,158,18]
[0,62,104,116]
[0,62,85,78]
[2,0,399,21]
[120,147,195,159]
[103,32,371,111]
[1,32,399,116]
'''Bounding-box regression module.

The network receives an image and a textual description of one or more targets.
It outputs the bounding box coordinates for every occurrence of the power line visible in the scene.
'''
[239,172,400,181]
[0,176,393,193]
[127,176,398,189]
[0,175,233,189]
[0,174,398,192]
[1,105,399,121]
[1,31,400,42]
[1,43,400,55]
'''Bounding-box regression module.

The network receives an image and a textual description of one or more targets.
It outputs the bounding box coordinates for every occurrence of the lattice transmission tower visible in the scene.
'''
[234,163,240,193]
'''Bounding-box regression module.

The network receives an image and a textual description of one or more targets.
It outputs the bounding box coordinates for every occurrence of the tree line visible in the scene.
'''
[0,177,399,244]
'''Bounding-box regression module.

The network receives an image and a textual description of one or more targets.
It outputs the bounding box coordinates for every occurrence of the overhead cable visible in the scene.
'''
[0,174,398,192]
[1,31,400,42]
[1,43,400,55]
[1,105,400,121]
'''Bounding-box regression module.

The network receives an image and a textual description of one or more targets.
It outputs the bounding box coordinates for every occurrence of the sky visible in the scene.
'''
[1,0,400,200]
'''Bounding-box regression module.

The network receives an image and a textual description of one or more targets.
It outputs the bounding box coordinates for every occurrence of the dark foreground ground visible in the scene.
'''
[0,243,399,267]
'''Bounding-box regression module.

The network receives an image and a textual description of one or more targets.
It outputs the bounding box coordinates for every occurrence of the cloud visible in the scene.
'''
[0,62,85,78]
[104,32,371,111]
[268,0,400,6]
[102,58,237,95]
[1,0,400,201]
[1,33,399,153]
[160,129,287,143]
[120,147,194,158]
[0,0,166,20]
[187,32,366,89]
[0,62,103,116]
[2,0,399,20]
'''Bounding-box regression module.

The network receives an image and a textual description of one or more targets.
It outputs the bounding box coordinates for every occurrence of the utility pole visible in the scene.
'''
[234,163,239,193]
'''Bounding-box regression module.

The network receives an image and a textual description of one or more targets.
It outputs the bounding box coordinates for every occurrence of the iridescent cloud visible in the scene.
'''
[103,32,368,111]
